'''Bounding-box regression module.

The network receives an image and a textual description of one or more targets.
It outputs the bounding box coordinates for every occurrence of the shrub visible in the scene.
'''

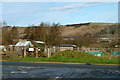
[52,50,96,58]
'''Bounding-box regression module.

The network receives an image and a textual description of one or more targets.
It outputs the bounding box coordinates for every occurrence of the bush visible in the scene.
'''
[52,50,96,58]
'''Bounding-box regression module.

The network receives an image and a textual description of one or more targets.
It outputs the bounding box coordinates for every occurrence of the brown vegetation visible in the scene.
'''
[1,22,119,47]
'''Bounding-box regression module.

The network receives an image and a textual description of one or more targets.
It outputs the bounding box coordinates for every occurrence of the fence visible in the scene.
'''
[1,45,120,58]
[76,47,120,56]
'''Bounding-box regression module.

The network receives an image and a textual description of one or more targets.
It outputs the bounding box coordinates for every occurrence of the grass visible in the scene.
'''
[2,50,119,65]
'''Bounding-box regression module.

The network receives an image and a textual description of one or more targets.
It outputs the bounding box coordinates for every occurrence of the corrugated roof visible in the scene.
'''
[34,41,44,44]
[59,44,77,47]
[16,41,33,47]
[0,45,5,48]
[9,45,16,47]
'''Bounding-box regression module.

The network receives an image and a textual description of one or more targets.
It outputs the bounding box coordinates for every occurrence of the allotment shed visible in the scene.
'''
[59,44,77,51]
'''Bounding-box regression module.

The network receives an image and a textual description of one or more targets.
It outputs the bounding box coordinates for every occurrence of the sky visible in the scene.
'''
[2,2,118,26]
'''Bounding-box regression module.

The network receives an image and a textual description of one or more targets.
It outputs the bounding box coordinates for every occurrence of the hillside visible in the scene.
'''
[2,23,118,39]
[61,23,118,37]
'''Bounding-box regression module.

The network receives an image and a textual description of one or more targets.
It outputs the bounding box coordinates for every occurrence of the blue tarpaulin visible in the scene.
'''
[111,51,120,56]
[86,52,103,56]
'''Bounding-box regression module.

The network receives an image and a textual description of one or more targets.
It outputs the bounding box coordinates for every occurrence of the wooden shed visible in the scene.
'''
[15,40,34,57]
[59,44,77,51]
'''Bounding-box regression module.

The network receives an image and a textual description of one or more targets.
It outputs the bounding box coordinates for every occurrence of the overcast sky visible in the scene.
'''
[2,2,118,26]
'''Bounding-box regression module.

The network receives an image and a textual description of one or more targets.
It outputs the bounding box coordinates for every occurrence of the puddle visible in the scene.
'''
[11,71,28,74]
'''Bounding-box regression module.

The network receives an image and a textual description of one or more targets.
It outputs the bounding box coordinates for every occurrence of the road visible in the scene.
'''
[1,61,120,79]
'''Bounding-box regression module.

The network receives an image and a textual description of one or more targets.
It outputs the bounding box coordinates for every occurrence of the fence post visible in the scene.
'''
[50,48,51,57]
[48,48,52,58]
[24,47,27,57]
[77,47,79,52]
[48,48,50,58]
[36,48,38,58]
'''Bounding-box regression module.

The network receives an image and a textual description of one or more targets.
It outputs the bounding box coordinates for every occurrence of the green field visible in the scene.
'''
[2,50,119,64]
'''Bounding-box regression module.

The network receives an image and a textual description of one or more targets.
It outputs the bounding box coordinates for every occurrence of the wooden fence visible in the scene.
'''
[1,45,120,58]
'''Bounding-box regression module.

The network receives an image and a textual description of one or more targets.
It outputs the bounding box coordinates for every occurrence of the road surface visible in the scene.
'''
[1,61,120,79]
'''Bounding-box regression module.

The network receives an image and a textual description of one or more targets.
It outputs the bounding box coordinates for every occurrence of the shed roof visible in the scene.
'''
[34,41,44,44]
[15,41,33,47]
[59,44,77,47]
[0,45,5,49]
[9,45,16,47]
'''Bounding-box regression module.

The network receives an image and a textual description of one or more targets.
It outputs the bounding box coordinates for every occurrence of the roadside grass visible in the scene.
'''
[3,56,119,64]
[2,50,119,64]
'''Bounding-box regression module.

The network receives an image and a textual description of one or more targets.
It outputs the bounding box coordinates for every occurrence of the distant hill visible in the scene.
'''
[2,23,118,39]
[61,23,118,37]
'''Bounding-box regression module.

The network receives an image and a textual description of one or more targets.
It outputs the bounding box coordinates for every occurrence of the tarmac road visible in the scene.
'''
[1,61,120,79]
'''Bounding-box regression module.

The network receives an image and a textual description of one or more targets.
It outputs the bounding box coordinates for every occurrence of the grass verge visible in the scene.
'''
[2,50,120,65]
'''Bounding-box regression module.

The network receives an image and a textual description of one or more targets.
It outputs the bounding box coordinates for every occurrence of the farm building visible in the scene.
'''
[9,45,16,51]
[59,44,77,51]
[15,40,34,57]
[34,41,45,47]
[0,45,6,52]
[16,41,33,47]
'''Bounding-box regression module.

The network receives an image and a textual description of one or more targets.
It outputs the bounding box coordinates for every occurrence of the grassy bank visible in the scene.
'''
[2,50,119,64]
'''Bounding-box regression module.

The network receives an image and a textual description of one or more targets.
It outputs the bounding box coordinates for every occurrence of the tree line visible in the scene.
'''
[24,22,62,46]
[2,22,62,46]
[2,22,118,47]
